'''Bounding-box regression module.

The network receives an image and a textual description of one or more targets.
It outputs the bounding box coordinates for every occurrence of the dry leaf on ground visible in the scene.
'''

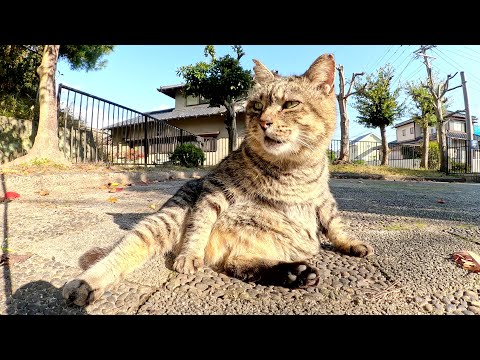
[437,198,446,204]
[108,187,124,193]
[39,189,49,196]
[452,250,480,273]
[0,191,20,202]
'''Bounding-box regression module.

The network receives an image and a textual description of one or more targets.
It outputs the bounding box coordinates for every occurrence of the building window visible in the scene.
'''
[402,129,406,136]
[410,127,414,134]
[198,132,220,152]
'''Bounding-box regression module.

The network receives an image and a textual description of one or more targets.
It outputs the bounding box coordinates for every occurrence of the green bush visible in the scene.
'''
[169,143,205,168]
[352,159,366,165]
[427,141,440,169]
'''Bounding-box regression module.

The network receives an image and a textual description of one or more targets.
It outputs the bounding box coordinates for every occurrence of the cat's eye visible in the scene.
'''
[253,102,263,111]
[283,101,300,109]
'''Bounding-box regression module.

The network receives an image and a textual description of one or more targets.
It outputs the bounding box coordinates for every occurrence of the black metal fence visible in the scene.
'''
[447,138,480,174]
[329,140,425,169]
[56,84,204,166]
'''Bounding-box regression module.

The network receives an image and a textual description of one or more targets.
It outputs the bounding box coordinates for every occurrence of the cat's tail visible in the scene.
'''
[63,179,201,306]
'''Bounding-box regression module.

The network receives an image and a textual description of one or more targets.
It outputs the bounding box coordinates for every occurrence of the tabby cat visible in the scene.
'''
[63,54,374,306]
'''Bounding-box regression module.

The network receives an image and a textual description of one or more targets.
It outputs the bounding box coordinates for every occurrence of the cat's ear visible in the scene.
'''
[304,54,335,94]
[253,59,275,84]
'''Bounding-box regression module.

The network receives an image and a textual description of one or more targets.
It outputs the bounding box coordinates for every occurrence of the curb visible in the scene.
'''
[330,172,467,183]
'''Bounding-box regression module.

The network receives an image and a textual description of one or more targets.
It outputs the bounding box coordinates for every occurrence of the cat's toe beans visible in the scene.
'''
[350,242,374,257]
[173,255,204,274]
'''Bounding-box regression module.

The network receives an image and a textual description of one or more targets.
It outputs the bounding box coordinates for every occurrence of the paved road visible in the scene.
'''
[1,170,480,315]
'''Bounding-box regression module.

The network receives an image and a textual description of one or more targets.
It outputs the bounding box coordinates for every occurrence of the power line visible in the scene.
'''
[367,45,394,73]
[440,46,480,66]
[463,45,480,57]
[391,45,411,67]
[384,45,402,65]
[392,55,415,87]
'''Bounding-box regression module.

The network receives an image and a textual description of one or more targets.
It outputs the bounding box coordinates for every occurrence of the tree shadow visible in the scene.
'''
[6,280,86,315]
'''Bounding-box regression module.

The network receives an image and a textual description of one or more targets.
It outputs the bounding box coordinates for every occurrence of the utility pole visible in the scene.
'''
[461,71,475,172]
[336,65,364,163]
[414,45,462,173]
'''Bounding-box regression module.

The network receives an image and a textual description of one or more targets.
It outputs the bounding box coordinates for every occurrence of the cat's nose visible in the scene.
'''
[259,120,272,131]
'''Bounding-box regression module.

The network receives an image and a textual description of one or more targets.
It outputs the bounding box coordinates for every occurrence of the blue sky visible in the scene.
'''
[57,45,480,142]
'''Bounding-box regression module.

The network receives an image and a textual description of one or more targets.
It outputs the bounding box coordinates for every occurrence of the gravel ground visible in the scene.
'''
[1,170,480,315]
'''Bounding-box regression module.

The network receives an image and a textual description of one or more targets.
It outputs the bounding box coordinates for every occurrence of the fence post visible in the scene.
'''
[180,129,184,145]
[446,139,449,175]
[144,115,148,166]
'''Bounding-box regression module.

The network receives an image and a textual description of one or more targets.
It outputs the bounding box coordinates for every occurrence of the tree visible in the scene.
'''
[406,81,437,169]
[336,65,363,163]
[177,45,253,154]
[4,45,114,167]
[415,45,462,173]
[353,65,404,166]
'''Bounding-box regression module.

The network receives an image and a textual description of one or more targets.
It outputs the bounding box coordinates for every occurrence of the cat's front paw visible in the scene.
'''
[349,241,374,258]
[62,278,104,307]
[173,254,204,274]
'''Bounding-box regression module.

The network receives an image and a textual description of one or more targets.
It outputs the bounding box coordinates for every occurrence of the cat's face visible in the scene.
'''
[245,54,336,162]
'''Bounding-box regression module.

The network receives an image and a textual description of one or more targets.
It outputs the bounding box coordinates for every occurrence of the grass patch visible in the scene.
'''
[383,222,427,231]
[330,163,457,179]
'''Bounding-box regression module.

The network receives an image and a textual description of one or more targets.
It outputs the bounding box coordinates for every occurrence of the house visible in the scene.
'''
[105,84,247,166]
[391,112,478,147]
[349,133,381,163]
[389,112,480,170]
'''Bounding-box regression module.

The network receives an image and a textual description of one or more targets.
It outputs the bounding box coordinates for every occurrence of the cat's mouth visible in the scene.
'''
[264,135,284,147]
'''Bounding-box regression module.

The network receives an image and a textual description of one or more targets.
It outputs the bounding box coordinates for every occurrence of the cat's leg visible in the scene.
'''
[63,179,201,306]
[317,192,374,257]
[173,179,230,274]
[224,256,319,288]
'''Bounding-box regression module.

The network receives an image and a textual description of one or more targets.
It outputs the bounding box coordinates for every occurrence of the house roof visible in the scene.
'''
[351,132,380,143]
[103,103,246,129]
[157,84,184,99]
[394,112,478,129]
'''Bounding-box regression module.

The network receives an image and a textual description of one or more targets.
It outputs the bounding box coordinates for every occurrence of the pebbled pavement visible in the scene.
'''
[1,169,480,315]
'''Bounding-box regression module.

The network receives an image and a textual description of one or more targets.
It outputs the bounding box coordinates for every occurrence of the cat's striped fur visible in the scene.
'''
[63,54,374,306]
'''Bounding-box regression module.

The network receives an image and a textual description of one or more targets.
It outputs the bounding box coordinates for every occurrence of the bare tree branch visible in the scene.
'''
[345,72,364,99]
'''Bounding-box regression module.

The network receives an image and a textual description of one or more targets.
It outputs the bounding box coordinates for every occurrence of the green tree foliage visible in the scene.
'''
[4,45,115,167]
[406,81,437,168]
[169,143,206,167]
[177,45,253,154]
[353,65,404,165]
[0,45,42,118]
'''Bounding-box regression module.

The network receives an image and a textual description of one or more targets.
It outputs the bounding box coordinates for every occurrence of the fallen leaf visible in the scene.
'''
[108,182,120,187]
[149,204,156,210]
[437,198,445,204]
[100,185,108,190]
[1,191,20,202]
[39,189,49,196]
[109,187,124,193]
[107,196,118,203]
[452,250,480,273]
[0,252,32,266]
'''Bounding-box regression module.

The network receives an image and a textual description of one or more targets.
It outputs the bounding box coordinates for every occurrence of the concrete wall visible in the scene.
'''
[396,123,416,142]
[0,116,36,164]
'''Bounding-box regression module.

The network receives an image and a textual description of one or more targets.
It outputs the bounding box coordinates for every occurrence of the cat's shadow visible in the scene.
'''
[6,280,87,315]
[107,212,149,231]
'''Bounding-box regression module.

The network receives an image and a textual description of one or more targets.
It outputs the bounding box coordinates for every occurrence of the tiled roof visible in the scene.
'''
[394,119,414,128]
[104,103,246,129]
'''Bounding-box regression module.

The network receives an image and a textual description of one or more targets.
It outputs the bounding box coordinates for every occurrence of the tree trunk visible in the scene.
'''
[336,66,349,162]
[223,101,237,154]
[5,45,69,167]
[420,126,429,168]
[434,100,447,172]
[380,124,389,166]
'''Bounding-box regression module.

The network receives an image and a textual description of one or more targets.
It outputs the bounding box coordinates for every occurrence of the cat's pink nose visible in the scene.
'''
[259,120,272,131]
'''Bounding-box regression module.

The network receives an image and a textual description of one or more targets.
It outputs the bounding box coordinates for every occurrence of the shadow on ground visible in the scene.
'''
[6,280,86,315]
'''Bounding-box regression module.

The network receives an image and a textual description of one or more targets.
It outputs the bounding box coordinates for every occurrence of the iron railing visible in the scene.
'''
[329,140,426,169]
[446,138,480,174]
[56,84,204,166]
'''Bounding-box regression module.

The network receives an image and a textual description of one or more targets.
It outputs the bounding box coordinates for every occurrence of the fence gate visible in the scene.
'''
[56,84,204,165]
[447,137,480,174]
